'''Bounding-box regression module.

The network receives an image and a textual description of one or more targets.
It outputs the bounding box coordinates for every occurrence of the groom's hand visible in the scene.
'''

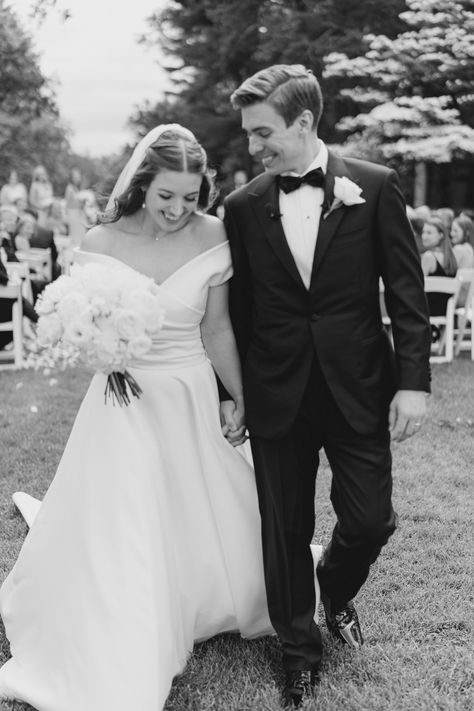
[220,399,247,447]
[389,390,427,442]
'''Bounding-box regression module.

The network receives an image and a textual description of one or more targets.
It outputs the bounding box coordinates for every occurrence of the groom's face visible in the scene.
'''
[241,102,307,175]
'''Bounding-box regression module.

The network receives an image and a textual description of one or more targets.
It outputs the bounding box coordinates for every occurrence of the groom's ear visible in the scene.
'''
[295,110,315,134]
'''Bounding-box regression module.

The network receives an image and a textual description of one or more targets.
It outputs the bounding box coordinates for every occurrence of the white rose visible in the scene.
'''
[113,308,146,341]
[127,334,153,359]
[56,292,89,323]
[63,313,96,347]
[333,176,365,206]
[35,295,55,316]
[37,314,63,346]
[86,330,122,372]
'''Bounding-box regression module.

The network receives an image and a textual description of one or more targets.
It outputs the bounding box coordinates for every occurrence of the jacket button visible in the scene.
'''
[311,313,320,321]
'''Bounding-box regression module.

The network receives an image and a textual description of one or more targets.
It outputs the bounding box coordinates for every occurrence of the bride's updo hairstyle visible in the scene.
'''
[102,128,217,223]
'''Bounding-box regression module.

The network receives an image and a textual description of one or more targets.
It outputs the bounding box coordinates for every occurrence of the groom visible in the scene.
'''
[220,64,431,707]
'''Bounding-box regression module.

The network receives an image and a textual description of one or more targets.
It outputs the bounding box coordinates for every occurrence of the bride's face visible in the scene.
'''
[144,170,201,232]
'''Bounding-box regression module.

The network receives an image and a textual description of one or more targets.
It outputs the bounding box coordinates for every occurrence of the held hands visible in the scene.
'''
[389,390,428,443]
[220,399,247,447]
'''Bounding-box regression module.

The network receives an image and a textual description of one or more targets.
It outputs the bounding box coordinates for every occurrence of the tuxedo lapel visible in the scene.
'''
[249,175,306,289]
[310,151,354,287]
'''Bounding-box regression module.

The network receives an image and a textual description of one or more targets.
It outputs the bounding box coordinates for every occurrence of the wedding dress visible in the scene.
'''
[0,244,321,711]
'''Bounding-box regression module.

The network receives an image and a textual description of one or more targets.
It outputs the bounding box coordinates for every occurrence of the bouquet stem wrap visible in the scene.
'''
[105,371,143,406]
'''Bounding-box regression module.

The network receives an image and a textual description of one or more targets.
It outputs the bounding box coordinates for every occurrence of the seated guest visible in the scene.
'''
[21,208,61,279]
[421,216,457,278]
[0,205,20,261]
[421,217,458,335]
[0,251,38,350]
[450,214,474,269]
[433,207,455,234]
[13,215,49,301]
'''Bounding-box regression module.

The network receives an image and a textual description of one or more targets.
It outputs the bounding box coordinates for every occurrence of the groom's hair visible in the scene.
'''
[231,64,323,130]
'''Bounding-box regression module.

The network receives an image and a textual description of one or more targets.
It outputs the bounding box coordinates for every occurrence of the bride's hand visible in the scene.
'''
[220,399,247,447]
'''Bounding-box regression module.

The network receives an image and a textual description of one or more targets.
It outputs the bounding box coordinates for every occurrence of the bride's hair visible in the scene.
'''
[100,129,217,223]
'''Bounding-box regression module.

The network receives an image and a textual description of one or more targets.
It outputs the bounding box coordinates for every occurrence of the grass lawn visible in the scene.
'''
[0,360,473,710]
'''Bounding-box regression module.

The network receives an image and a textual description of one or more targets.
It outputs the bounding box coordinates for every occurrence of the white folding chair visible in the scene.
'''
[16,248,52,282]
[5,261,34,302]
[425,276,461,363]
[454,268,474,359]
[0,283,24,369]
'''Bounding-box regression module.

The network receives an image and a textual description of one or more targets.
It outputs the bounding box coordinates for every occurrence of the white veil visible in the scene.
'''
[106,124,197,211]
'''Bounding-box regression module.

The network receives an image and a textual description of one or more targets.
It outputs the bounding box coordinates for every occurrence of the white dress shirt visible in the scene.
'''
[279,141,328,289]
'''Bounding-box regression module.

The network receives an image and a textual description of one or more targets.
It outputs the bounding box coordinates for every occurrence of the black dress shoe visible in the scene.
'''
[282,669,319,708]
[323,598,364,648]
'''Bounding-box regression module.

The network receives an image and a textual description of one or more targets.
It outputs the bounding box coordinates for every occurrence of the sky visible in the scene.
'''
[11,0,170,156]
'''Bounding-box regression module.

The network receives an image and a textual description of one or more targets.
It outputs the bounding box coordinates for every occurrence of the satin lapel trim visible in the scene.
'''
[310,152,354,286]
[249,177,306,289]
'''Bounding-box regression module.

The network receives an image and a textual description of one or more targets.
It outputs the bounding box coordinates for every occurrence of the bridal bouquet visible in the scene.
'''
[33,262,165,405]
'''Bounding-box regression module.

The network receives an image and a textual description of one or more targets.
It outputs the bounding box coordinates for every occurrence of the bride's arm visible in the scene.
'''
[201,282,246,443]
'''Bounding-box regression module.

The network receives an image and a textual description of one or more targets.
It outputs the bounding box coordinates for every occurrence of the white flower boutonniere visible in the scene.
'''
[323,176,365,219]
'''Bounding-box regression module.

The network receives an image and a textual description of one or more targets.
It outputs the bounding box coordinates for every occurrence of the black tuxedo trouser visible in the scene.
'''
[249,357,397,671]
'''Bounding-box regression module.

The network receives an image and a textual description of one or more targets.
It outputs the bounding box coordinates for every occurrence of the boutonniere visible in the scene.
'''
[322,176,365,219]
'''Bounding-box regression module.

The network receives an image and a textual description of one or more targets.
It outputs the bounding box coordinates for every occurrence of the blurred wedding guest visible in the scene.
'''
[0,249,38,350]
[215,169,249,220]
[28,165,54,226]
[414,204,431,222]
[421,216,457,277]
[13,214,51,301]
[421,217,457,331]
[80,189,99,229]
[21,209,61,279]
[0,170,28,207]
[13,196,28,215]
[45,199,69,237]
[450,214,474,269]
[0,205,19,261]
[64,168,86,246]
[233,169,248,190]
[433,207,455,234]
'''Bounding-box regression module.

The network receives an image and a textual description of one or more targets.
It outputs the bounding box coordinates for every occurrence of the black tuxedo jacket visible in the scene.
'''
[223,150,431,438]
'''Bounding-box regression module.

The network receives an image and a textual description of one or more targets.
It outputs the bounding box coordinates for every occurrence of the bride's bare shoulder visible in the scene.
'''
[193,213,227,250]
[81,223,116,254]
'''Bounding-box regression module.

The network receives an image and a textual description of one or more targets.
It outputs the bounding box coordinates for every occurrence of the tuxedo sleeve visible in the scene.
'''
[376,170,431,392]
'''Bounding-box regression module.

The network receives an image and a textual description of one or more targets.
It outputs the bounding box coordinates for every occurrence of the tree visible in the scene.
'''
[133,0,407,184]
[324,0,474,165]
[0,1,71,191]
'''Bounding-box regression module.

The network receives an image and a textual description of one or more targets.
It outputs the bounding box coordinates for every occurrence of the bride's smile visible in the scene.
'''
[144,169,201,235]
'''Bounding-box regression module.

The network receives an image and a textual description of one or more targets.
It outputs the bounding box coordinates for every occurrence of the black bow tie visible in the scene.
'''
[277,167,325,194]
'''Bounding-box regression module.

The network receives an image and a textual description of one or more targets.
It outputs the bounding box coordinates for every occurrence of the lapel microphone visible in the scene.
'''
[265,203,282,221]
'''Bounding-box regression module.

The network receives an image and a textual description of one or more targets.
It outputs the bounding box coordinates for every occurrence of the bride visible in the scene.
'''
[0,124,321,711]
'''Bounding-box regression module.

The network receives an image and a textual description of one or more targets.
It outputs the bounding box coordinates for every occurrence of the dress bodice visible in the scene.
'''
[73,243,233,369]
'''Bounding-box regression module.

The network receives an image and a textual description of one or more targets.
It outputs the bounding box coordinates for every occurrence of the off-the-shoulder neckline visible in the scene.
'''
[74,241,229,286]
